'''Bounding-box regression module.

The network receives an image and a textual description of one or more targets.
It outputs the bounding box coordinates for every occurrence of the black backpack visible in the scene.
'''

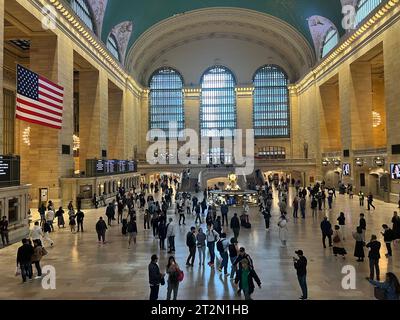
[216,239,224,253]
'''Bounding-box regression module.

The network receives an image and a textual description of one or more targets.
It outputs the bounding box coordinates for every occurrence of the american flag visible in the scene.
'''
[16,64,64,129]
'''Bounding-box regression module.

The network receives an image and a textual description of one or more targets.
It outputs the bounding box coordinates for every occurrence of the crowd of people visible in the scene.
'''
[11,174,400,300]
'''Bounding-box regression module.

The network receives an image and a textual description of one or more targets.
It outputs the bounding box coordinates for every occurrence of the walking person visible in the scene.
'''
[42,221,54,247]
[96,217,107,244]
[278,214,288,247]
[194,203,202,224]
[262,208,272,231]
[45,209,55,232]
[293,250,308,300]
[230,213,240,240]
[292,196,299,218]
[332,225,347,259]
[221,202,229,226]
[106,203,114,226]
[148,254,164,301]
[30,221,43,243]
[359,191,365,207]
[353,226,365,262]
[186,227,197,267]
[206,223,220,267]
[31,239,47,279]
[320,216,333,248]
[166,218,176,253]
[127,218,138,248]
[16,239,34,283]
[76,209,84,232]
[144,209,150,230]
[69,211,76,233]
[337,212,346,240]
[366,234,381,281]
[367,193,375,210]
[0,216,10,247]
[166,256,182,300]
[196,227,206,266]
[55,207,65,229]
[234,258,261,300]
[228,238,239,279]
[359,213,367,242]
[368,272,400,300]
[217,233,230,276]
[178,204,186,226]
[158,219,167,250]
[381,224,394,258]
[300,197,306,219]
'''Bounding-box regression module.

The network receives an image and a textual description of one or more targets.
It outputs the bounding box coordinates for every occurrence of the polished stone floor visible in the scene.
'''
[1,188,399,300]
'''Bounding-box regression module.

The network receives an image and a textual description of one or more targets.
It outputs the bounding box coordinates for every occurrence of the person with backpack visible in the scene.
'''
[332,225,346,259]
[127,218,138,248]
[166,256,182,300]
[186,227,197,266]
[381,224,394,258]
[76,209,85,232]
[206,223,220,267]
[31,239,47,279]
[217,233,230,276]
[229,238,239,279]
[96,217,108,244]
[230,213,240,240]
[196,227,206,266]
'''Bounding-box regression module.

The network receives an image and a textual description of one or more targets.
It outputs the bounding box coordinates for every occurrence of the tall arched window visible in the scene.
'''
[70,0,95,33]
[355,0,382,27]
[253,65,290,138]
[200,66,237,138]
[107,34,120,61]
[149,68,184,138]
[321,29,338,58]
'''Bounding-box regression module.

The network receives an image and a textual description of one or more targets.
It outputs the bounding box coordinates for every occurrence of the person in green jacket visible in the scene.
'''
[234,258,261,300]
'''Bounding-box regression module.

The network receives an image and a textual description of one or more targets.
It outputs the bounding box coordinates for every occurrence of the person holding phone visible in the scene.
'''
[293,250,308,300]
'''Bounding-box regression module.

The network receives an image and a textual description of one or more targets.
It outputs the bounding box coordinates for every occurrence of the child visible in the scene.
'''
[69,213,76,233]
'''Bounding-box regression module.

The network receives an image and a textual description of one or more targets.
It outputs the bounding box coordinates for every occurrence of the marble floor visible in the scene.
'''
[1,188,399,300]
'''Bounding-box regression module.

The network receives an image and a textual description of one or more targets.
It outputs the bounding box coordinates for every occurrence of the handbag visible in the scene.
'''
[15,266,21,276]
[374,287,386,300]
[177,270,184,282]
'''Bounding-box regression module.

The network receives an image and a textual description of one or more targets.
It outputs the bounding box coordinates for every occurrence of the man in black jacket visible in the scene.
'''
[230,213,240,240]
[221,203,229,226]
[148,254,164,300]
[96,217,107,244]
[320,217,333,248]
[366,235,381,281]
[294,250,308,300]
[106,203,114,226]
[76,210,85,232]
[359,213,367,241]
[186,227,197,266]
[16,239,34,282]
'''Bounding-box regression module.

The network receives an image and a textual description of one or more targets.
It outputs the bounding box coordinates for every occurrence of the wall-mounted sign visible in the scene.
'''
[86,159,137,177]
[343,163,351,176]
[0,155,20,188]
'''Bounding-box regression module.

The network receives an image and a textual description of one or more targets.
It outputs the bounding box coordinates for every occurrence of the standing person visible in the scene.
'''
[367,193,375,211]
[359,191,365,207]
[69,211,76,233]
[366,234,381,281]
[166,218,176,253]
[196,227,206,266]
[229,238,239,279]
[55,207,65,229]
[31,239,47,279]
[117,200,124,224]
[148,255,164,301]
[320,216,333,248]
[185,197,191,215]
[230,213,240,240]
[178,204,186,226]
[292,196,299,218]
[38,203,46,224]
[337,212,346,240]
[127,218,138,248]
[293,250,308,300]
[152,213,159,238]
[262,208,272,231]
[332,225,347,259]
[300,197,306,219]
[359,213,367,242]
[16,239,34,283]
[234,258,261,301]
[194,203,202,224]
[30,221,43,243]
[95,217,107,244]
[76,209,84,232]
[0,216,10,247]
[105,203,114,226]
[42,222,54,247]
[166,256,182,300]
[158,219,167,251]
[206,223,220,267]
[144,209,150,230]
[353,226,365,262]
[217,233,230,276]
[391,212,400,245]
[213,216,222,235]
[381,224,394,258]
[278,214,288,247]
[221,202,229,226]
[327,190,333,209]
[368,272,400,300]
[311,197,318,218]
[45,209,55,232]
[186,227,197,267]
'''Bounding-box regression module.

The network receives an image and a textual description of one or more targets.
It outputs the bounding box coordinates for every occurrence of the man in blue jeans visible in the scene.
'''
[206,223,220,267]
[16,239,34,282]
[293,250,308,300]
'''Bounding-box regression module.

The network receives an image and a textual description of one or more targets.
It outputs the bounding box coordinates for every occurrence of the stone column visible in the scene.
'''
[138,91,149,160]
[108,83,124,159]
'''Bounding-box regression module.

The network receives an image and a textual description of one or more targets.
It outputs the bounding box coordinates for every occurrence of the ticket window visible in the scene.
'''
[8,198,19,224]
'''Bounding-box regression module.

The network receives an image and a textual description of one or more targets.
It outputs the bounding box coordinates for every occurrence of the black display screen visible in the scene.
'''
[86,159,137,177]
[0,156,20,188]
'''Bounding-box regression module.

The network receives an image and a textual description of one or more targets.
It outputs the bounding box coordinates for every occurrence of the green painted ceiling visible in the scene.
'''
[101,0,344,50]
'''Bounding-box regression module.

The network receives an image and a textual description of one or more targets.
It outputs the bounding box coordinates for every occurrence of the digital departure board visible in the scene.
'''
[0,155,20,188]
[86,159,137,177]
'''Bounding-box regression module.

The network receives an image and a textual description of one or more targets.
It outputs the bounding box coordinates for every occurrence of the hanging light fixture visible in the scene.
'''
[23,127,31,146]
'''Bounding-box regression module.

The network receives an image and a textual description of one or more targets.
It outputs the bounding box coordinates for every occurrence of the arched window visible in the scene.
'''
[149,68,184,138]
[70,0,95,33]
[107,34,120,61]
[200,66,237,138]
[253,65,290,138]
[321,29,338,58]
[355,0,382,27]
